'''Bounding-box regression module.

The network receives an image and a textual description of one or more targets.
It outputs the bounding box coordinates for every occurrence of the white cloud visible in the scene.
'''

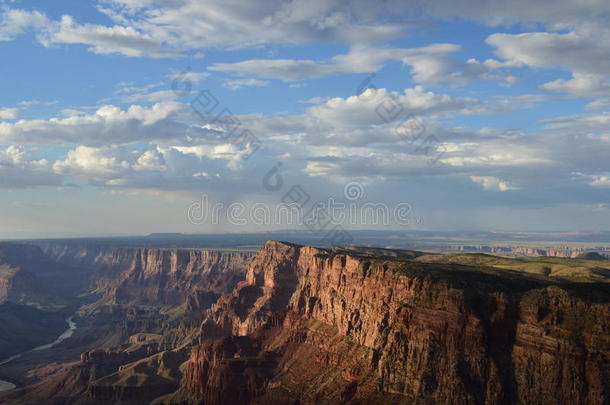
[0,145,61,189]
[426,0,610,29]
[210,58,343,81]
[209,44,514,86]
[46,142,254,190]
[40,15,181,58]
[100,0,407,49]
[307,86,477,127]
[586,99,610,111]
[589,175,610,188]
[223,78,270,90]
[0,8,48,41]
[541,112,610,133]
[18,100,58,107]
[122,89,185,102]
[487,31,610,73]
[53,146,130,177]
[0,101,188,146]
[0,8,180,58]
[488,29,610,99]
[541,74,610,98]
[470,176,519,191]
[0,145,25,165]
[0,107,17,119]
[134,148,166,171]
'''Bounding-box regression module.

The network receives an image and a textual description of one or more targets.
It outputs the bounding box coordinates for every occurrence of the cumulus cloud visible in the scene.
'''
[307,86,476,127]
[47,142,260,190]
[53,146,131,177]
[0,102,189,146]
[0,107,18,119]
[0,145,61,188]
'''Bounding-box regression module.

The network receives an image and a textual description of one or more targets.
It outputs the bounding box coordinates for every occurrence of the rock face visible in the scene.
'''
[0,242,100,306]
[170,241,609,405]
[0,243,49,304]
[41,243,253,308]
[89,248,253,308]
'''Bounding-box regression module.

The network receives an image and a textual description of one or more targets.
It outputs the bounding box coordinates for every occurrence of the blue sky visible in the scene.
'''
[1,0,610,236]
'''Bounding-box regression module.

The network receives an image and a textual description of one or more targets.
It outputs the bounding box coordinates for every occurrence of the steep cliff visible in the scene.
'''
[0,243,51,305]
[41,243,253,308]
[90,248,252,308]
[169,241,609,405]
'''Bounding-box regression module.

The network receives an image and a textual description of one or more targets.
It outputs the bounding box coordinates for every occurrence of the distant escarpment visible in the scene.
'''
[167,241,609,405]
[42,243,253,308]
[91,248,252,309]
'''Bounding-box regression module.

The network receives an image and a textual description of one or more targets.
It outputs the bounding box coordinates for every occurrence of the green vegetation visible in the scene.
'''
[321,246,610,303]
[414,253,610,283]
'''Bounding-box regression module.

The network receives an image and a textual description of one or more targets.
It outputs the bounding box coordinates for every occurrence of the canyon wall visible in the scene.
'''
[171,241,609,405]
[41,243,254,307]
[0,243,49,304]
[0,243,256,404]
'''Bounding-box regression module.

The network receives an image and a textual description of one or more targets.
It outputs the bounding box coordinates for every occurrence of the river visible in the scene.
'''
[0,317,77,392]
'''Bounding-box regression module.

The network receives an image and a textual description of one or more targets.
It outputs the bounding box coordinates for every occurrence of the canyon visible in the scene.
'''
[0,240,608,404]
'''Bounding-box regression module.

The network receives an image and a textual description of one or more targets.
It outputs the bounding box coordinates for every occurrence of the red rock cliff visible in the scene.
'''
[171,241,609,405]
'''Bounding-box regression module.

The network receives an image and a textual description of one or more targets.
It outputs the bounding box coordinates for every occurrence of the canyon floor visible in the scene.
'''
[0,240,608,404]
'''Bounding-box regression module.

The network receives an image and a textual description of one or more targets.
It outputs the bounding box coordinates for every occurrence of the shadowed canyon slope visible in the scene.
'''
[0,243,254,403]
[1,241,609,404]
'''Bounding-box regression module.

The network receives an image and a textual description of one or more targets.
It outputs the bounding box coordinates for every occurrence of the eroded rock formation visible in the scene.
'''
[1,241,608,405]
[169,241,609,405]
